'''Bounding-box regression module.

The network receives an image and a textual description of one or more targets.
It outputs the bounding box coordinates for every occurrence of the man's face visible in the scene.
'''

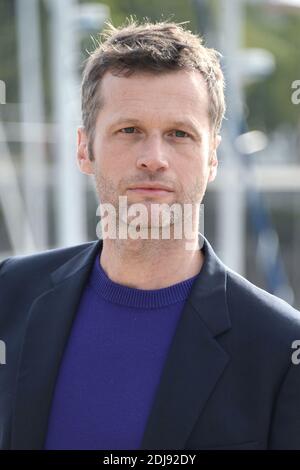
[77,69,221,231]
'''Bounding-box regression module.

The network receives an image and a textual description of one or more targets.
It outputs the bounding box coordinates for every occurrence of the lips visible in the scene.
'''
[127,188,172,196]
[127,183,174,192]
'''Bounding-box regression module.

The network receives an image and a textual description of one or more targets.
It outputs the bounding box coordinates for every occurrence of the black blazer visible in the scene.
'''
[1,237,300,450]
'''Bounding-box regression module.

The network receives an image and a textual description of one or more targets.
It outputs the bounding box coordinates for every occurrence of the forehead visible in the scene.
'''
[97,69,210,126]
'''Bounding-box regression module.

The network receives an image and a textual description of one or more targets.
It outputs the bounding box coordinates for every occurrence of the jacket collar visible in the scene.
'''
[11,236,231,449]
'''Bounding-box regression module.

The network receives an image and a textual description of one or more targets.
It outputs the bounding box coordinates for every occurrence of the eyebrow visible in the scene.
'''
[109,117,202,138]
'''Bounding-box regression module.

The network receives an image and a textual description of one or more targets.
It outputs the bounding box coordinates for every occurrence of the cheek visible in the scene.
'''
[176,145,209,175]
[95,136,131,168]
[94,141,131,188]
[194,142,211,174]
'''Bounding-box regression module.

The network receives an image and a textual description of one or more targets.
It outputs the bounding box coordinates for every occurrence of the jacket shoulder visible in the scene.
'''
[226,267,300,348]
[0,241,97,281]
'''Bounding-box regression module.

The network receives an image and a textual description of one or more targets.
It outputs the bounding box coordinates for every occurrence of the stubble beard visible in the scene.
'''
[94,171,206,245]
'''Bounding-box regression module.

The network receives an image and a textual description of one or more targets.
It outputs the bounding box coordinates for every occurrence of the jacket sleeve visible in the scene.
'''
[268,361,300,449]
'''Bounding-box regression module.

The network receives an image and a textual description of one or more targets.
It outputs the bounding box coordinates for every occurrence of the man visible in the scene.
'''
[1,19,300,450]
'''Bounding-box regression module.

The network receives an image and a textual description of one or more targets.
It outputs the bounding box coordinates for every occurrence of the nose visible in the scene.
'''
[136,135,169,172]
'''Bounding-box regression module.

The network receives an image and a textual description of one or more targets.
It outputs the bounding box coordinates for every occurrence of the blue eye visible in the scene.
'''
[120,127,136,133]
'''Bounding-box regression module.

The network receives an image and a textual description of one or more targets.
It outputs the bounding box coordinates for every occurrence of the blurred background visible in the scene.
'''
[0,0,299,308]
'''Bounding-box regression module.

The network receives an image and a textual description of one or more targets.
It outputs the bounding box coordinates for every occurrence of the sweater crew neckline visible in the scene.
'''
[89,254,201,309]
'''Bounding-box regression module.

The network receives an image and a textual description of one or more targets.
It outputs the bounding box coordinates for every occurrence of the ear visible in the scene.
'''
[208,134,221,183]
[77,126,94,175]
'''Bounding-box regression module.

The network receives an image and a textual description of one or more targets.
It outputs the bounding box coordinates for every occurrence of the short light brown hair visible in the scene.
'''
[81,17,226,160]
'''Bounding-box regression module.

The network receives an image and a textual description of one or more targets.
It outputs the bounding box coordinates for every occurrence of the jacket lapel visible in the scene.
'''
[11,240,102,449]
[140,238,231,449]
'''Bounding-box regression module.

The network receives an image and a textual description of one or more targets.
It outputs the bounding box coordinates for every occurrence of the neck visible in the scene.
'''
[99,235,204,290]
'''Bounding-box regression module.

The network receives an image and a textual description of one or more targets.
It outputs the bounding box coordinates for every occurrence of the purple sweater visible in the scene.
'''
[44,253,199,450]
